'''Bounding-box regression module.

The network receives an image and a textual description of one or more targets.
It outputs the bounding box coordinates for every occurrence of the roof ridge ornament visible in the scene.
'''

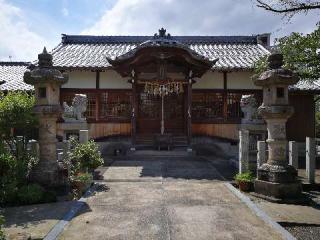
[38,46,53,67]
[154,28,171,39]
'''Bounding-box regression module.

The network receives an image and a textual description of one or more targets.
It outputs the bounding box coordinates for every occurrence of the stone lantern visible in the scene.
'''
[24,47,68,187]
[253,53,301,199]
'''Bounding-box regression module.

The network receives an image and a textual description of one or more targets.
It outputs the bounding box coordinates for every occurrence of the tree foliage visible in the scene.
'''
[0,91,37,141]
[254,24,320,80]
[256,0,320,18]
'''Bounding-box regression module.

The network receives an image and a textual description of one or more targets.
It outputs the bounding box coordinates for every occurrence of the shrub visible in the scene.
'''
[72,172,93,184]
[67,139,104,173]
[0,181,18,206]
[234,172,255,183]
[41,190,57,203]
[0,215,5,240]
[0,92,36,142]
[0,149,16,178]
[17,184,44,205]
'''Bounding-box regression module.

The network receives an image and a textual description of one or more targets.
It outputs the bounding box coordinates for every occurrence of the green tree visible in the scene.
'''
[254,24,320,81]
[0,91,37,148]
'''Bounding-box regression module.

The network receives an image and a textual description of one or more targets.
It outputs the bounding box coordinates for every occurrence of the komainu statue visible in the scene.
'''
[240,94,263,124]
[62,94,87,122]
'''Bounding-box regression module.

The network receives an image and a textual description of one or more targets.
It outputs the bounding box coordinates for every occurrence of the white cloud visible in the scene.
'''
[62,7,69,17]
[82,0,319,42]
[0,0,52,61]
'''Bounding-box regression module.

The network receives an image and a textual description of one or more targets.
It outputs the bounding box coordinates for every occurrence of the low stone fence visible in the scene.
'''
[255,137,317,184]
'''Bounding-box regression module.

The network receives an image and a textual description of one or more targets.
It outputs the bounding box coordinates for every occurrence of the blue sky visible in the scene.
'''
[0,0,319,61]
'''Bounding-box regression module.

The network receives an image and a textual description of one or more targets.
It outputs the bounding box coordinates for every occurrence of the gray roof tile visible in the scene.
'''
[51,35,270,70]
[0,62,33,91]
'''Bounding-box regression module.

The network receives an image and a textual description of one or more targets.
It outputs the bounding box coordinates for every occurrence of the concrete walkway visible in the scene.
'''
[59,153,283,240]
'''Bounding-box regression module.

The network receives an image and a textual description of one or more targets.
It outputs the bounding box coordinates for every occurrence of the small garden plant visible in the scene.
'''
[65,137,103,197]
[234,172,255,192]
[234,172,255,183]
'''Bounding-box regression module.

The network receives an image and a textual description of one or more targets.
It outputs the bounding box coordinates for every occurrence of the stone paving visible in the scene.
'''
[59,153,283,240]
[3,201,74,239]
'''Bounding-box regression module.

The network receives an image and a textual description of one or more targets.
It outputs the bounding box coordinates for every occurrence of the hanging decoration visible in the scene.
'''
[144,81,184,97]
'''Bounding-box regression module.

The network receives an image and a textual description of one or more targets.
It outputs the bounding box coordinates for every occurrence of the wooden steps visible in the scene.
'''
[136,134,188,148]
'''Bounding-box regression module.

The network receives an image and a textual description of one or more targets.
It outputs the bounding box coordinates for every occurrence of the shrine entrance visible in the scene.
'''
[107,28,217,146]
[137,85,186,135]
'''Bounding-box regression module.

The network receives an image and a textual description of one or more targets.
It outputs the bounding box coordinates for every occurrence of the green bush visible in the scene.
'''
[72,172,93,184]
[67,139,103,173]
[16,184,44,205]
[234,172,255,183]
[0,181,18,206]
[0,92,36,141]
[316,111,320,138]
[0,149,16,178]
[0,215,5,240]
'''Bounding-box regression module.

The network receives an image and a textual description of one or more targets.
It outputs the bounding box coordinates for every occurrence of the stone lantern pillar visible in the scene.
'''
[253,53,301,199]
[24,47,68,187]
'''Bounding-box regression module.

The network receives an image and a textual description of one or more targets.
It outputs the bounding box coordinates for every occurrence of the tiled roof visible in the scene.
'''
[0,62,33,91]
[51,34,270,71]
[289,80,320,91]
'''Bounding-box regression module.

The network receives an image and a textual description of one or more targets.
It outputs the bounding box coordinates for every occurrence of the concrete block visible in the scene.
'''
[289,141,298,169]
[79,130,89,144]
[306,137,316,184]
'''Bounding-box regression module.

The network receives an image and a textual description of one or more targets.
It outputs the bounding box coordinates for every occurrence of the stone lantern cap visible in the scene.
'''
[253,53,299,87]
[24,47,68,85]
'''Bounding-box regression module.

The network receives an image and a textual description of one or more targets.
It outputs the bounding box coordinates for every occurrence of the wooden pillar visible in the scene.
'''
[187,77,192,145]
[95,71,100,121]
[95,71,100,89]
[131,73,137,146]
[223,72,228,121]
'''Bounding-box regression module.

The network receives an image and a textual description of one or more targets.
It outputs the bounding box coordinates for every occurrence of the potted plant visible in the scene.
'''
[234,172,255,192]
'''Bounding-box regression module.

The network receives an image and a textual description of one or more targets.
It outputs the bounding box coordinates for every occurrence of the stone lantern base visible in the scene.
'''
[254,163,302,199]
[30,161,67,188]
[254,180,302,199]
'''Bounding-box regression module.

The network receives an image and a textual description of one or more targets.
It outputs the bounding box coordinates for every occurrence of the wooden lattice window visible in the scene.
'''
[192,92,224,120]
[139,93,160,119]
[99,91,131,120]
[227,93,242,119]
[85,93,96,119]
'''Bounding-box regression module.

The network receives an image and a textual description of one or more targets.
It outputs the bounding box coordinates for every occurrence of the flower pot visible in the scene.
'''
[238,181,252,192]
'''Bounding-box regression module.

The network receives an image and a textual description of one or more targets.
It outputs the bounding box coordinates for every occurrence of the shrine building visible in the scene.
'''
[0,28,319,147]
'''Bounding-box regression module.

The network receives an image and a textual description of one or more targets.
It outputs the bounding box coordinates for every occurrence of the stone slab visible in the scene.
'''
[256,200,320,225]
[59,155,283,240]
[3,201,74,240]
[59,182,282,240]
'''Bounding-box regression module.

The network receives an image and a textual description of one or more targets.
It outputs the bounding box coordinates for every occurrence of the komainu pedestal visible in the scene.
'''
[252,53,302,199]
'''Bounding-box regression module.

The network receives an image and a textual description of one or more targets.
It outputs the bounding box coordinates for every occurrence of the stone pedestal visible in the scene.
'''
[239,124,266,172]
[252,53,301,199]
[57,122,88,140]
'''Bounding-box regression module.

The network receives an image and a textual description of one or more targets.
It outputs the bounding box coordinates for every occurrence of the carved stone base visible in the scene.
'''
[30,161,66,187]
[257,163,298,183]
[254,179,302,199]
